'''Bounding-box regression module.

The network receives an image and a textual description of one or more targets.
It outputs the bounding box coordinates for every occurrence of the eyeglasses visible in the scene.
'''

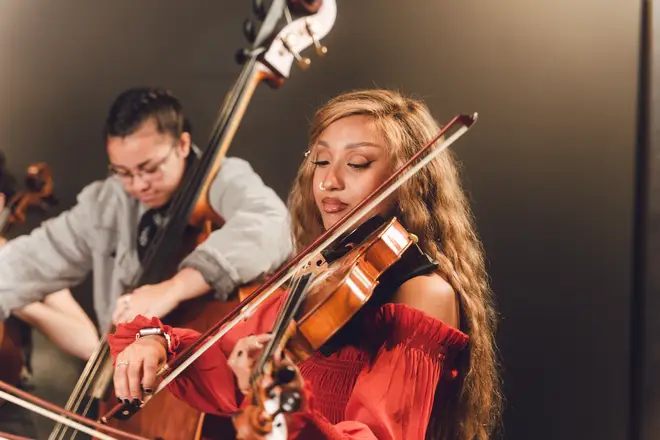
[108,145,176,185]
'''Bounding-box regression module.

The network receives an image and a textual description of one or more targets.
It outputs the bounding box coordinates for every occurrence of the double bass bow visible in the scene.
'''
[0,162,57,408]
[0,378,150,440]
[102,113,479,440]
[51,1,338,440]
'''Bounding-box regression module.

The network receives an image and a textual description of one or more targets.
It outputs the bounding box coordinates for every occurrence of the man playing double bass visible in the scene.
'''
[0,87,292,361]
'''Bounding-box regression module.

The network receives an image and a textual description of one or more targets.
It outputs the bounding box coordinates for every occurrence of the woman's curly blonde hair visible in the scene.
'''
[288,89,502,440]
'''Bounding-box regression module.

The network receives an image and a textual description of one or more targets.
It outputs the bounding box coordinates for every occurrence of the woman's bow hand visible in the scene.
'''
[113,335,167,405]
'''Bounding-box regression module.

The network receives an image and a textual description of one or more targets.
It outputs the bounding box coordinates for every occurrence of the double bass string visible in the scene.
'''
[52,52,264,437]
[50,337,110,440]
[135,53,261,286]
[66,340,112,440]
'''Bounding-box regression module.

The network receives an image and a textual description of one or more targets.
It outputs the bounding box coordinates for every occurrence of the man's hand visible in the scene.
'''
[112,268,211,325]
[112,280,180,325]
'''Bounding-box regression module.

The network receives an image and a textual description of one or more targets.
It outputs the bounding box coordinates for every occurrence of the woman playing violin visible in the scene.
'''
[109,89,502,440]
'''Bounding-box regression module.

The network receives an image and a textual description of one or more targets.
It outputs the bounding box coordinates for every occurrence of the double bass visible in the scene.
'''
[49,1,338,440]
[0,162,57,407]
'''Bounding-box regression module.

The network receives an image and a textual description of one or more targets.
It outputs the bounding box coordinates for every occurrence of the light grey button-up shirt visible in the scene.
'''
[0,156,293,331]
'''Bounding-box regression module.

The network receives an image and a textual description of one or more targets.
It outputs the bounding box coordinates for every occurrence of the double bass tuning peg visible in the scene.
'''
[305,22,327,56]
[280,36,311,70]
[253,0,268,21]
[243,18,256,43]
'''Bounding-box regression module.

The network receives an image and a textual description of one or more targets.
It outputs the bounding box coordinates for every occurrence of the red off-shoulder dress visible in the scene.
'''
[109,249,469,439]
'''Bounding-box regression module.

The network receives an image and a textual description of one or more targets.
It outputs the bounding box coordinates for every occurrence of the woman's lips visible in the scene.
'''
[322,197,348,213]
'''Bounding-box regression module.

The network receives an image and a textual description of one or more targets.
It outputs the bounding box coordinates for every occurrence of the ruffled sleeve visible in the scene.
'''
[107,291,286,416]
[290,303,469,440]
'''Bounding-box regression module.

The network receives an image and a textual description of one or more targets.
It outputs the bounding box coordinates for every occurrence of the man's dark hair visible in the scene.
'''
[103,87,192,139]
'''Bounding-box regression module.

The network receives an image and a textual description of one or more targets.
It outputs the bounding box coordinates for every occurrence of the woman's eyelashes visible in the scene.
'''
[310,160,374,169]
[348,161,373,169]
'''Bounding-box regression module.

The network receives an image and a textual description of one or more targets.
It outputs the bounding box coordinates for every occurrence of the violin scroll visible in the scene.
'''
[1,162,57,234]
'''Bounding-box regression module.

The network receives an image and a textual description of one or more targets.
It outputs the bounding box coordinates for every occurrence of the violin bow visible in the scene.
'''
[163,113,478,379]
[0,380,150,440]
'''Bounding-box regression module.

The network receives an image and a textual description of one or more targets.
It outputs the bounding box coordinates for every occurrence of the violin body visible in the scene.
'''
[286,217,414,362]
[233,217,415,439]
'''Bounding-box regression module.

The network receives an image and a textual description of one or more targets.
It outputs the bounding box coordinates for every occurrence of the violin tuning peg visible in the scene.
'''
[243,18,256,43]
[253,0,268,21]
[279,389,302,413]
[273,364,297,386]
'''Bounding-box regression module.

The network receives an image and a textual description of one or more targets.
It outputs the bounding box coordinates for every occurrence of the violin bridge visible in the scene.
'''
[302,253,327,276]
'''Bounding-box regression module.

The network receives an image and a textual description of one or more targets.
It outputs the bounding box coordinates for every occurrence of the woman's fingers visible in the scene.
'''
[127,358,145,402]
[113,358,131,402]
[246,334,274,357]
[141,355,159,396]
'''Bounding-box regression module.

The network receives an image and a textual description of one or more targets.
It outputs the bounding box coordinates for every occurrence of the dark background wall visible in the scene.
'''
[0,1,642,439]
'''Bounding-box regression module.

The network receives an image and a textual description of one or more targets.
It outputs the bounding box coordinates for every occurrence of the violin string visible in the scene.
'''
[251,269,312,389]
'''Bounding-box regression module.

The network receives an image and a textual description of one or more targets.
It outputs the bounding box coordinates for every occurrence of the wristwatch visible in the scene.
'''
[136,327,172,352]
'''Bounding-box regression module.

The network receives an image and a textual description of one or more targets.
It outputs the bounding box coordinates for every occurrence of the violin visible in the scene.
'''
[234,217,414,440]
[102,113,478,440]
[51,2,338,440]
[0,162,57,407]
